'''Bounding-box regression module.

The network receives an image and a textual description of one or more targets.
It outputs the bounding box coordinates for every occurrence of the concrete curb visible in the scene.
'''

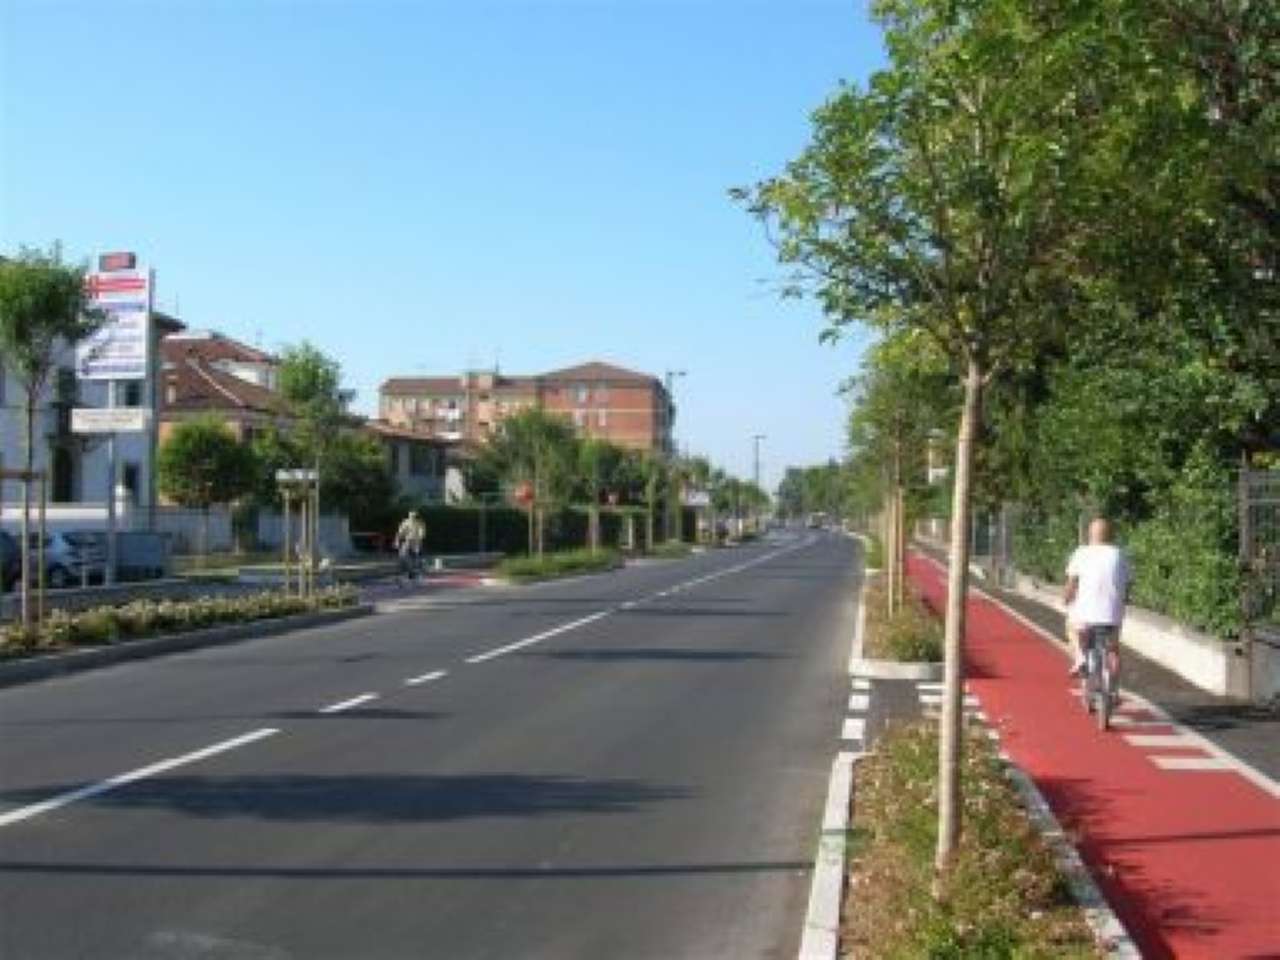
[850,658,944,681]
[796,549,868,960]
[0,604,374,689]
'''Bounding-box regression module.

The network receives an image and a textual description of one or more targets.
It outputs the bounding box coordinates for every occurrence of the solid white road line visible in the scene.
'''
[319,693,379,714]
[0,728,279,829]
[848,693,870,712]
[465,610,612,664]
[1151,756,1234,771]
[405,669,448,686]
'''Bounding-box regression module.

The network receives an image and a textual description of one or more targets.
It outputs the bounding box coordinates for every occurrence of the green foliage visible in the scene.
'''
[862,534,884,571]
[495,548,622,583]
[863,577,943,663]
[157,417,257,509]
[0,246,105,390]
[1,587,357,656]
[842,721,1095,959]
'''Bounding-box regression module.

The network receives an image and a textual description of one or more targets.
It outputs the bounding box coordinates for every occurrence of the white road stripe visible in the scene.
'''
[320,693,379,714]
[405,670,447,686]
[851,677,871,692]
[1151,756,1234,771]
[465,610,612,664]
[0,728,279,829]
[848,693,870,712]
[1109,715,1171,729]
[842,717,866,742]
[1124,733,1201,749]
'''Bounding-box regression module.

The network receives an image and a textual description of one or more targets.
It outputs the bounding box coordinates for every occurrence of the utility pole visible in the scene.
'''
[664,370,686,542]
[752,433,766,533]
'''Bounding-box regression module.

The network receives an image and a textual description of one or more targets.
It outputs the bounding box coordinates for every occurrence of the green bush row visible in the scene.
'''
[495,548,623,583]
[1,586,358,656]
[1011,459,1244,636]
[379,504,696,556]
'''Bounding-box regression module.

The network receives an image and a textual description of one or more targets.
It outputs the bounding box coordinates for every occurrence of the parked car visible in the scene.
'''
[27,531,107,588]
[0,531,20,593]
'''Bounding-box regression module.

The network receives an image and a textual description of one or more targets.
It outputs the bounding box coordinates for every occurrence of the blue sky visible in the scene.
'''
[1,0,884,490]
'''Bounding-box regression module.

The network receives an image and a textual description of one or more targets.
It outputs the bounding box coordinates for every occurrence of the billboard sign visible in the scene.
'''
[76,265,151,380]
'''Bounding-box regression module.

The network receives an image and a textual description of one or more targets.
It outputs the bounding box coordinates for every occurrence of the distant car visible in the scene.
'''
[0,531,20,592]
[27,531,107,589]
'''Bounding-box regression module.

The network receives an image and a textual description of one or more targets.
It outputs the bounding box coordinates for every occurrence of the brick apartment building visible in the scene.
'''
[379,362,674,454]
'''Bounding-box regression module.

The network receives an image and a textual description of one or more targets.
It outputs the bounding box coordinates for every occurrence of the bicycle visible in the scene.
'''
[397,547,424,586]
[1080,624,1119,730]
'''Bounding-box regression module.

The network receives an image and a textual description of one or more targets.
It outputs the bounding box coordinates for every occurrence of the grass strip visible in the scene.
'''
[495,548,622,583]
[862,576,944,662]
[841,720,1099,959]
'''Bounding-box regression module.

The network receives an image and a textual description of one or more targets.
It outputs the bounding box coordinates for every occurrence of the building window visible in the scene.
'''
[597,409,607,428]
[573,409,586,428]
[576,384,589,404]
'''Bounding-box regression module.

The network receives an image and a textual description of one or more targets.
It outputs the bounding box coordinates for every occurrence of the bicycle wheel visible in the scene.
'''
[1081,646,1096,714]
[1096,659,1112,731]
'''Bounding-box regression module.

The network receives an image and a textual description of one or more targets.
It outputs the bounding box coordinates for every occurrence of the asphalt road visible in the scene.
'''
[0,531,860,960]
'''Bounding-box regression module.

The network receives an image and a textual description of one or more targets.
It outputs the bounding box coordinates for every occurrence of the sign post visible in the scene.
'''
[78,258,152,586]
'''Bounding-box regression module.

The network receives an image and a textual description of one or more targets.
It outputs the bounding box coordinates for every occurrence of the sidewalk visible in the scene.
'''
[908,551,1280,960]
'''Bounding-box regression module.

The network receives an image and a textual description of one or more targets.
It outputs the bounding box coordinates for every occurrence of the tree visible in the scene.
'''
[277,341,353,466]
[740,0,1091,874]
[157,417,257,562]
[0,247,104,629]
[480,408,580,556]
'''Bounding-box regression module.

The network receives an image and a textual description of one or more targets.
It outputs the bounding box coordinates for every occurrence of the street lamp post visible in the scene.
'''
[664,369,687,542]
[752,433,766,533]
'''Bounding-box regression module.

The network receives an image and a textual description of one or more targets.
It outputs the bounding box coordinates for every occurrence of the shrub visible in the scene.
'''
[863,577,944,663]
[0,585,359,657]
[496,548,622,583]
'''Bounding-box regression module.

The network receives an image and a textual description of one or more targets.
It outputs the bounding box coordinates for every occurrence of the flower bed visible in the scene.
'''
[0,586,359,658]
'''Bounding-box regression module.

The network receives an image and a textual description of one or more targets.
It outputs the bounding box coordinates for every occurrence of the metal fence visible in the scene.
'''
[1241,469,1280,640]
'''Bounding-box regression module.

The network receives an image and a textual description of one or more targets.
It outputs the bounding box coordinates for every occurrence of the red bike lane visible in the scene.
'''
[908,552,1280,960]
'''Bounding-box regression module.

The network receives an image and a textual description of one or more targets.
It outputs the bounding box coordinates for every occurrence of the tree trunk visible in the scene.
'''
[896,482,906,609]
[588,502,600,554]
[19,393,35,632]
[885,490,897,617]
[935,357,983,878]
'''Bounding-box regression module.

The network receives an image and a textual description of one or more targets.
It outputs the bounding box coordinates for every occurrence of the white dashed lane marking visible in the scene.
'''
[319,693,379,714]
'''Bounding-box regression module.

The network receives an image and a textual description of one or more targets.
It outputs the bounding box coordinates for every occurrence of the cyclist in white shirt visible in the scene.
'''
[1064,518,1131,679]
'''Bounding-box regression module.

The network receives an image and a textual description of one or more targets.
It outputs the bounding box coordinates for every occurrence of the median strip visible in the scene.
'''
[0,728,279,829]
